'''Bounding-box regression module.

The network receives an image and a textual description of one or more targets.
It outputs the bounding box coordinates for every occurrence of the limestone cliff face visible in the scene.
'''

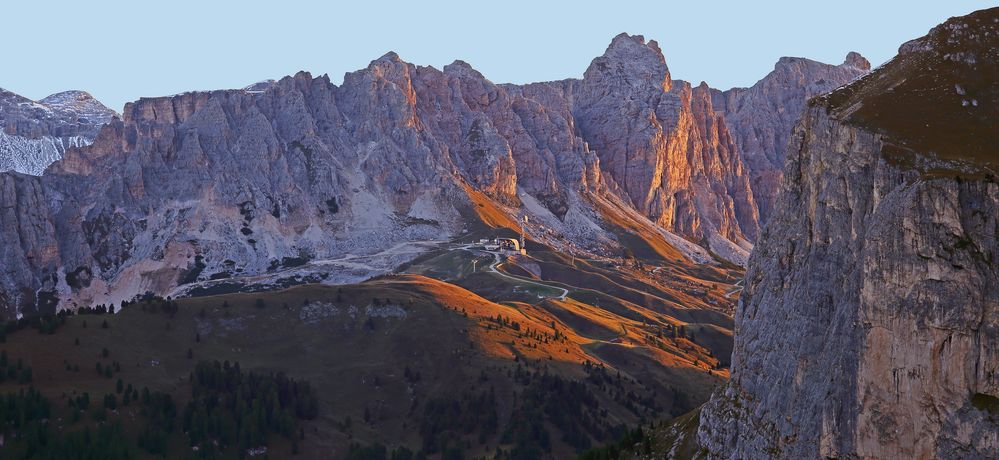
[574,34,759,249]
[0,173,65,318]
[698,8,999,459]
[712,54,868,223]
[7,69,474,313]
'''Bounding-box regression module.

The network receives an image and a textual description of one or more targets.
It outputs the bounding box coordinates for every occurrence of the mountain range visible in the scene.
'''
[0,34,866,318]
[1,6,995,459]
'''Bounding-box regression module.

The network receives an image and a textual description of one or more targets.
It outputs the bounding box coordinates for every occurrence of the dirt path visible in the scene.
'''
[725,278,744,298]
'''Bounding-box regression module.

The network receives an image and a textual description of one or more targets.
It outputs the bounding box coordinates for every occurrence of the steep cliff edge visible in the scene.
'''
[698,8,999,459]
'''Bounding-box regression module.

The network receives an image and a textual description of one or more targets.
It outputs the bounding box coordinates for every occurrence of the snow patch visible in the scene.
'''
[0,132,90,175]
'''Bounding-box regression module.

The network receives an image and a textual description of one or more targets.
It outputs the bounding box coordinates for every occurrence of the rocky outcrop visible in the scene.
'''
[0,88,117,175]
[698,8,999,459]
[712,54,868,223]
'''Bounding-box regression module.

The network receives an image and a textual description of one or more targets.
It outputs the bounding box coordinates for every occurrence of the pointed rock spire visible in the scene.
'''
[843,51,871,70]
[584,33,671,93]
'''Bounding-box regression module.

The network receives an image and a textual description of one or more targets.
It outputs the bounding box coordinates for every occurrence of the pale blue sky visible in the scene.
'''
[3,0,993,111]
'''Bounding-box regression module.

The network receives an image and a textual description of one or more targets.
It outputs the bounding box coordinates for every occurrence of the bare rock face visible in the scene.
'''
[2,69,473,314]
[712,54,868,223]
[698,8,999,459]
[573,34,759,256]
[0,88,117,175]
[0,173,64,318]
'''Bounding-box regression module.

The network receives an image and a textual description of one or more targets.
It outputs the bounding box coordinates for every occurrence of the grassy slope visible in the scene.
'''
[0,274,724,458]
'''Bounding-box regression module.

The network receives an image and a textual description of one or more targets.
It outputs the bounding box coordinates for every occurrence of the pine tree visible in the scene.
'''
[18,366,32,384]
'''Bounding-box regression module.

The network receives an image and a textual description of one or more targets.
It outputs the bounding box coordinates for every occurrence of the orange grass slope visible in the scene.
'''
[589,192,688,263]
[388,274,726,380]
[382,274,592,365]
[457,182,524,234]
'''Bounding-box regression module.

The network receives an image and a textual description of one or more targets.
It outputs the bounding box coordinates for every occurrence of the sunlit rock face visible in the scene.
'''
[698,8,999,459]
[572,35,758,244]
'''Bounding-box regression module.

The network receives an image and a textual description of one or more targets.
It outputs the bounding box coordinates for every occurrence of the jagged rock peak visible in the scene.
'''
[843,51,871,70]
[585,32,671,93]
[443,60,486,79]
[358,52,418,87]
[40,90,95,103]
[40,90,119,118]
[372,51,405,65]
[773,54,866,71]
[713,53,869,225]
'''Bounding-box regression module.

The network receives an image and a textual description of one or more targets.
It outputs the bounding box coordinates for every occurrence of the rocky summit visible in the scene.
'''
[0,34,866,317]
[0,88,117,175]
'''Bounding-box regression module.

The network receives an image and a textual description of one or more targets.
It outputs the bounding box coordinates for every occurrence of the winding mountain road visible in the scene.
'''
[462,248,569,301]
